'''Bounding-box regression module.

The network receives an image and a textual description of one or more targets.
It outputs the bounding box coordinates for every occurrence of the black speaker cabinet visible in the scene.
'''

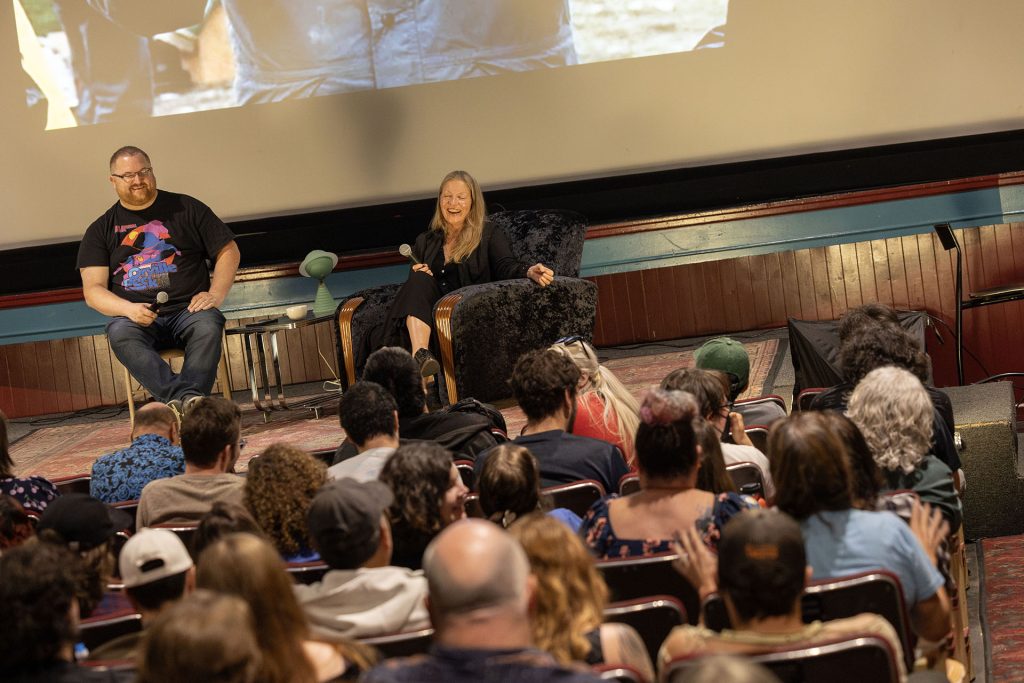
[942,381,1022,539]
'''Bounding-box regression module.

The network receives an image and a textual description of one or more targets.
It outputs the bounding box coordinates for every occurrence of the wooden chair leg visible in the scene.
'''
[124,365,136,426]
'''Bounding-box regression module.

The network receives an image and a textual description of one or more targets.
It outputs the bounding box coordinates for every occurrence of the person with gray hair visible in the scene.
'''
[847,366,961,529]
[362,519,602,683]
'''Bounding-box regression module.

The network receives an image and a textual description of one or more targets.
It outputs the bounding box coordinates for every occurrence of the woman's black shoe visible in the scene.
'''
[415,348,440,377]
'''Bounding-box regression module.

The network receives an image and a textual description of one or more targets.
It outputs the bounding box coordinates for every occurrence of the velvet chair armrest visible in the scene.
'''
[334,283,402,388]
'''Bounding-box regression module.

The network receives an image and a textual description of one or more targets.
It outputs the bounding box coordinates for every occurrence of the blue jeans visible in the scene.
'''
[107,308,226,403]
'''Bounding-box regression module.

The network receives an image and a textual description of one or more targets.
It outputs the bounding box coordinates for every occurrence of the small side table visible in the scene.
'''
[225,312,340,418]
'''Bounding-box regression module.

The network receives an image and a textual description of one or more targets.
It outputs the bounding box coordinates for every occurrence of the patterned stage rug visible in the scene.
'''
[12,338,779,480]
[979,535,1024,681]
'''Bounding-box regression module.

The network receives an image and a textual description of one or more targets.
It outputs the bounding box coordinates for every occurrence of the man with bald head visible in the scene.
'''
[90,402,184,503]
[363,519,601,682]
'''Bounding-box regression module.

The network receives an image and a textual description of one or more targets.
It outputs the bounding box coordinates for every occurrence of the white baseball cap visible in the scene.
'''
[119,528,193,589]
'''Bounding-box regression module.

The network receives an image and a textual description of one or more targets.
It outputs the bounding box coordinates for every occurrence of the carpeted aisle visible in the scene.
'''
[979,535,1024,682]
[12,338,780,480]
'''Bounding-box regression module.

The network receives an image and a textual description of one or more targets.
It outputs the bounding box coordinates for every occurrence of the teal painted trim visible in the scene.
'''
[5,183,1024,345]
[580,183,1024,277]
[0,263,408,346]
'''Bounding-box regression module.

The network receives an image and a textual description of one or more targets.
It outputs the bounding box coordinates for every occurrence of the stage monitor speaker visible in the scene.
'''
[942,381,1023,540]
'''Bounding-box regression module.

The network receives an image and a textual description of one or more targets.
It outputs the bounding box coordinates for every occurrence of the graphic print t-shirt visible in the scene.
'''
[76,191,235,315]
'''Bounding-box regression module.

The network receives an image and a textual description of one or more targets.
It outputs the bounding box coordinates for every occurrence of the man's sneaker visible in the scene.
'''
[167,399,184,427]
[183,394,204,415]
[414,348,440,378]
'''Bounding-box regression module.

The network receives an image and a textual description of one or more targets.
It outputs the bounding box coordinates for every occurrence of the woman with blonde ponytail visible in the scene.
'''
[550,338,639,469]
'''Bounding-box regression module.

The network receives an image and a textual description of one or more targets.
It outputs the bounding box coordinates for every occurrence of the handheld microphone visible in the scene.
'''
[398,243,420,265]
[150,291,169,314]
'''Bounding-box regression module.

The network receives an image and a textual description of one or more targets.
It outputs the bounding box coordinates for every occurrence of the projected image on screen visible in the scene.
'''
[17,0,728,129]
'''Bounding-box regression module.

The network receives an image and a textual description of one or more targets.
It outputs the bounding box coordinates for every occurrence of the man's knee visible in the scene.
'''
[182,309,226,340]
[106,317,150,347]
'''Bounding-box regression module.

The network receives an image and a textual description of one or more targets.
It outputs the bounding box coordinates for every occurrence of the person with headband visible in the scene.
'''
[580,389,757,559]
[549,337,639,469]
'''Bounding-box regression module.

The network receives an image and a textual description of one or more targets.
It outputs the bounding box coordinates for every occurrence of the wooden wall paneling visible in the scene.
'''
[691,261,720,336]
[91,335,118,407]
[906,234,934,313]
[298,323,322,382]
[838,243,863,311]
[960,228,992,380]
[47,338,73,415]
[823,245,847,320]
[745,255,773,329]
[623,270,653,342]
[31,340,58,416]
[276,327,299,386]
[591,275,616,346]
[884,238,910,308]
[808,247,833,321]
[998,225,1024,365]
[677,263,702,338]
[977,226,1012,370]
[314,321,339,382]
[607,272,635,345]
[77,335,102,408]
[223,318,249,393]
[716,258,744,333]
[61,338,89,412]
[0,345,14,416]
[778,251,804,321]
[641,267,669,341]
[869,240,894,306]
[732,256,757,331]
[853,241,878,305]
[762,252,787,325]
[12,343,41,417]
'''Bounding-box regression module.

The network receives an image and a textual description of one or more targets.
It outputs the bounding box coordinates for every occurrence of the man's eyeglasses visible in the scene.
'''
[554,335,586,346]
[111,167,153,182]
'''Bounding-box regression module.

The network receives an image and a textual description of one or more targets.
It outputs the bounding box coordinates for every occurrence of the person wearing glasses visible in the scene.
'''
[376,170,554,377]
[77,146,240,420]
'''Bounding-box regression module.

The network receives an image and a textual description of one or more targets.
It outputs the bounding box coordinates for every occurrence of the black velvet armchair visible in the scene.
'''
[335,209,597,404]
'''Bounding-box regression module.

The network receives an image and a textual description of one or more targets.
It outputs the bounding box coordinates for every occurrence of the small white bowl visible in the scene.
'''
[285,304,308,321]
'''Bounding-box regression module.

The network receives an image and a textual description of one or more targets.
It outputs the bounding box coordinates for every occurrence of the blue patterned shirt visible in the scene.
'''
[90,434,185,504]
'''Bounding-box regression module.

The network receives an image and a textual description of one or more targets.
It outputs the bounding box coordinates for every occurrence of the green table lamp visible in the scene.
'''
[299,249,339,317]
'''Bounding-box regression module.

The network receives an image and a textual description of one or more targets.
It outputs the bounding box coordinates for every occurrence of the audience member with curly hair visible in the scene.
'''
[580,389,757,559]
[509,513,654,679]
[549,338,640,468]
[244,443,326,561]
[477,443,581,531]
[847,366,961,528]
[138,589,261,683]
[1,542,124,681]
[379,441,469,570]
[197,532,373,683]
[0,408,59,514]
[768,412,952,650]
[0,494,34,550]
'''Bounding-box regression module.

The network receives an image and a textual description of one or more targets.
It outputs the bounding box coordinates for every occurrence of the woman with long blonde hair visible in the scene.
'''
[550,337,639,468]
[377,170,555,376]
[508,514,654,680]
